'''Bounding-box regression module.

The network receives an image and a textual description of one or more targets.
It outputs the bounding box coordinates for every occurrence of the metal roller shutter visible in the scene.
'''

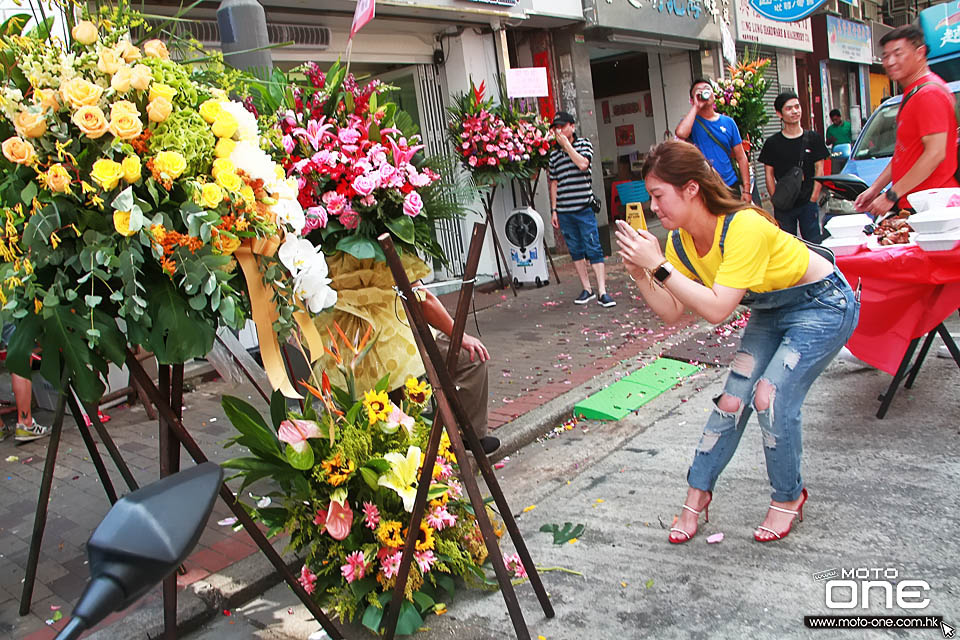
[737,46,782,197]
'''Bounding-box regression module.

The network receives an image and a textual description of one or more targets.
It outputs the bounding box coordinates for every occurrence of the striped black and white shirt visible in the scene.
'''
[548,136,594,214]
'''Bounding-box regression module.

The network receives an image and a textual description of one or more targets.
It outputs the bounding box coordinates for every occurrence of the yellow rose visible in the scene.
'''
[143,39,169,60]
[116,40,141,63]
[110,100,139,118]
[215,170,242,192]
[90,158,123,190]
[214,137,236,158]
[32,88,59,112]
[97,47,123,75]
[113,210,137,237]
[2,137,36,165]
[200,182,225,209]
[108,109,143,140]
[211,158,234,179]
[130,65,152,92]
[111,67,133,93]
[121,156,141,183]
[46,163,72,193]
[72,105,109,139]
[146,96,172,123]
[61,78,104,109]
[148,83,176,103]
[199,99,222,124]
[239,185,255,206]
[213,231,241,256]
[154,151,187,180]
[211,111,238,139]
[71,20,98,45]
[14,110,47,138]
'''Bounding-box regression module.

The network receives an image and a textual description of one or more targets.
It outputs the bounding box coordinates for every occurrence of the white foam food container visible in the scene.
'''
[915,228,960,252]
[822,236,865,256]
[905,188,960,212]
[905,208,960,234]
[825,214,873,238]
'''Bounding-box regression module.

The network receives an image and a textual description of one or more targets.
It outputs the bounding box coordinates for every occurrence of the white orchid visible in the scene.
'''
[279,236,336,313]
[272,197,306,235]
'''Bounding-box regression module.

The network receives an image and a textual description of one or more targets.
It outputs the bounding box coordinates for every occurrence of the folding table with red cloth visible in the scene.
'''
[835,245,960,418]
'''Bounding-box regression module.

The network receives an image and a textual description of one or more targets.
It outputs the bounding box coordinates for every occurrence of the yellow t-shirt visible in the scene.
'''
[664,209,810,292]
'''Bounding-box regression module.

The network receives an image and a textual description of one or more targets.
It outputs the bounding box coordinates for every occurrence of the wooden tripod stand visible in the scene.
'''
[377,223,555,639]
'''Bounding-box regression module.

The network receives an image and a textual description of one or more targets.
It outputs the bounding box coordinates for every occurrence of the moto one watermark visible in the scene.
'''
[819,567,929,610]
[805,567,955,637]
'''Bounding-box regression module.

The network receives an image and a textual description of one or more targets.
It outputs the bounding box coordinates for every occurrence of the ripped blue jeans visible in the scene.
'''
[686,270,859,502]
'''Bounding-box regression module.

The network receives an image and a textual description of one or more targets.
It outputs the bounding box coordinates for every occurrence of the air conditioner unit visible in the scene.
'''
[141,18,330,49]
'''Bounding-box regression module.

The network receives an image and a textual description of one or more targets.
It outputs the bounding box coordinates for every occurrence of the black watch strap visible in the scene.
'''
[884,189,899,203]
[652,263,673,284]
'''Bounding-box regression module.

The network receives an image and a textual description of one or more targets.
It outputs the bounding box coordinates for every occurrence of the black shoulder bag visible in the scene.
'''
[770,131,810,211]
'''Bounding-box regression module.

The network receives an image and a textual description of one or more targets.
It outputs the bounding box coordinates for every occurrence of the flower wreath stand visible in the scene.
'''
[480,186,519,297]
[377,225,553,639]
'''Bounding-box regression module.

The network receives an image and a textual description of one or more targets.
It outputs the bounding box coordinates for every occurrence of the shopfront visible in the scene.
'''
[732,0,812,197]
[808,15,872,136]
[582,0,728,217]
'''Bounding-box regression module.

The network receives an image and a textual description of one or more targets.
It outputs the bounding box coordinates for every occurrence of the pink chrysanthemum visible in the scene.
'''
[414,550,436,574]
[362,501,381,530]
[381,551,402,580]
[341,550,367,584]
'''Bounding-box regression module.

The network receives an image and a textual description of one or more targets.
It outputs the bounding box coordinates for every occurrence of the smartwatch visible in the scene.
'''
[652,262,673,284]
[883,189,899,203]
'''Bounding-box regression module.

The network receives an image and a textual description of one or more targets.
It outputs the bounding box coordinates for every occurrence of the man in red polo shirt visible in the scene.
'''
[855,24,958,216]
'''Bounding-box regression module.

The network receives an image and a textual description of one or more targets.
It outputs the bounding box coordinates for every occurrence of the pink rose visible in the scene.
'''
[379,163,396,181]
[468,156,478,167]
[352,173,378,197]
[305,205,328,231]
[403,192,424,218]
[340,208,360,229]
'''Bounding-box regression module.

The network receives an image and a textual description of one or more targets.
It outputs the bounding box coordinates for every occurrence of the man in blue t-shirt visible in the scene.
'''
[675,78,751,203]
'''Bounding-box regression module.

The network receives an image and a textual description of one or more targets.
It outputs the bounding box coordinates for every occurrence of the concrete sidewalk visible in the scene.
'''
[0,251,718,639]
[185,349,960,640]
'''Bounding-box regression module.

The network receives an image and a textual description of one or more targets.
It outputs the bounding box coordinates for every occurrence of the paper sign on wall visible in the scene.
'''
[350,0,376,40]
[506,67,549,98]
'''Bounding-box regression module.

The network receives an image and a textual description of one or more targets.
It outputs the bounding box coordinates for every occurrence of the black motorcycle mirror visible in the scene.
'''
[55,462,223,640]
[814,173,869,202]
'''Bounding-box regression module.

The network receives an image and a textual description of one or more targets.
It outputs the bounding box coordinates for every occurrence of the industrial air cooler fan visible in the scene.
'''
[503,207,549,287]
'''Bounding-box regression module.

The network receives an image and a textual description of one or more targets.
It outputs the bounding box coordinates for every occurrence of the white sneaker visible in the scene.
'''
[15,421,50,442]
[836,347,871,367]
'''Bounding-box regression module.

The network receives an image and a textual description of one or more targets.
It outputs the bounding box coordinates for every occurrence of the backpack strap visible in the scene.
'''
[669,211,739,285]
[898,81,939,115]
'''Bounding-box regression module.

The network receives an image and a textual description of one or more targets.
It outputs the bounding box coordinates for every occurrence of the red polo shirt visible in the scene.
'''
[892,71,959,207]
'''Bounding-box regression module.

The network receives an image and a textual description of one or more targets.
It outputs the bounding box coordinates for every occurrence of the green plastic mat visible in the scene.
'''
[573,357,701,421]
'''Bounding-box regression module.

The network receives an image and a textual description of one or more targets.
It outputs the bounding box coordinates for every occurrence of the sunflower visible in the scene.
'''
[320,452,355,486]
[438,431,457,464]
[377,520,405,548]
[403,521,435,552]
[404,377,432,405]
[363,389,391,424]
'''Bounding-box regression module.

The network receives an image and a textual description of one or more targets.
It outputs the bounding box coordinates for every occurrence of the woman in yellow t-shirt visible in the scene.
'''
[615,140,859,544]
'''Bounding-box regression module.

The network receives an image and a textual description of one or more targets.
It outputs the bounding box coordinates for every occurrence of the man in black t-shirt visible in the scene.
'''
[759,92,830,242]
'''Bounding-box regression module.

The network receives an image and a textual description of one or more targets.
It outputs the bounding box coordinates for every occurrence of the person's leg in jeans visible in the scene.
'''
[577,209,609,298]
[774,206,801,237]
[557,210,594,297]
[752,278,858,538]
[672,312,783,540]
[797,201,823,243]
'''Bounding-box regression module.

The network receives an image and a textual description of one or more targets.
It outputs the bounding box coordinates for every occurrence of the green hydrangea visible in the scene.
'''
[149,109,215,177]
[140,57,199,107]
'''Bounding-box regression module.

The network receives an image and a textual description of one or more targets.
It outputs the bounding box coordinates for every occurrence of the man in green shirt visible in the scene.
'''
[825,109,853,146]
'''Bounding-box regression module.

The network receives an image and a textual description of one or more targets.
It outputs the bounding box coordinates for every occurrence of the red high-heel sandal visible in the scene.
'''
[669,491,712,544]
[754,488,808,543]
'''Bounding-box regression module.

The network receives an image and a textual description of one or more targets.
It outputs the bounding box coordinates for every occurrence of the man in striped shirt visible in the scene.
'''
[548,111,615,307]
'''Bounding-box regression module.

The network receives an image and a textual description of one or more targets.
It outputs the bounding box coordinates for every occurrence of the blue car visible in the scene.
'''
[842,80,960,188]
